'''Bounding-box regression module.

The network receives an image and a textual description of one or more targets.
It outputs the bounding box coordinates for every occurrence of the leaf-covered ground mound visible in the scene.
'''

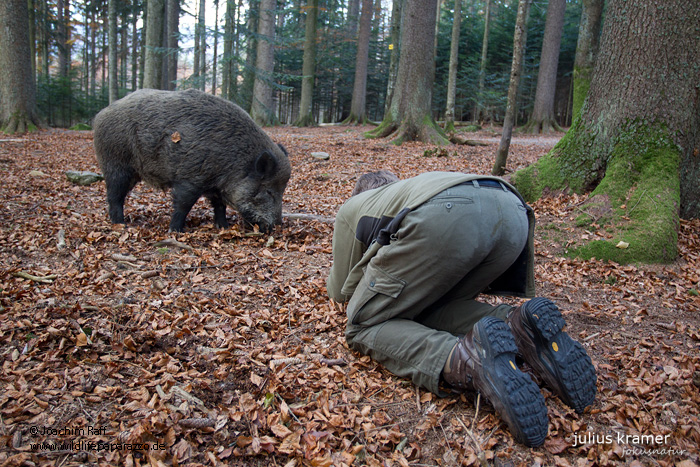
[1,126,698,467]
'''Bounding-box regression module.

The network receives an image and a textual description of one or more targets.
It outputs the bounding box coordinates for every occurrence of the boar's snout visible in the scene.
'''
[228,149,290,233]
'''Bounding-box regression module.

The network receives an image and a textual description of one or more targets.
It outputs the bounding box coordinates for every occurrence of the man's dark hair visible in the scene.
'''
[351,170,400,196]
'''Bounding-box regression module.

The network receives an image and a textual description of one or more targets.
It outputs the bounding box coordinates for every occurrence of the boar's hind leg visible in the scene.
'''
[169,184,202,232]
[105,170,138,224]
[207,192,229,228]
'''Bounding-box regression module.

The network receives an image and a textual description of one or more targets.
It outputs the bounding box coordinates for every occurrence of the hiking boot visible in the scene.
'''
[443,316,549,447]
[507,297,597,413]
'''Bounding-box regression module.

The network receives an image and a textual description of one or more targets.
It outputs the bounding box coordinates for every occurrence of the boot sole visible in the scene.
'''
[520,297,597,413]
[473,317,549,447]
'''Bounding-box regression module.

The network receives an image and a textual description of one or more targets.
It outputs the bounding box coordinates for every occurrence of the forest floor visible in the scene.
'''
[1,125,698,467]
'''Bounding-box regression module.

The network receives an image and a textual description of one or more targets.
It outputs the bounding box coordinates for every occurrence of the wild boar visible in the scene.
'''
[93,89,291,232]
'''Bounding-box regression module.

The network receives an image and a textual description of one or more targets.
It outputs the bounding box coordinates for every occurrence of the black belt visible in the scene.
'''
[474,179,504,189]
[458,179,509,190]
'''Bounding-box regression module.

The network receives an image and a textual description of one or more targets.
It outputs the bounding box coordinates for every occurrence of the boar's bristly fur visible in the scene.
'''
[93,89,291,232]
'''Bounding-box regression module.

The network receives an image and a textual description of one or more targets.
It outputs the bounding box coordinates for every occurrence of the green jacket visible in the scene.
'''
[327,172,536,302]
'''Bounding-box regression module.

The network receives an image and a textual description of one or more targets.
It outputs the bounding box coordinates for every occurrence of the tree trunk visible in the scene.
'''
[132,0,139,91]
[522,0,566,134]
[492,0,530,175]
[251,0,277,125]
[572,0,603,119]
[443,0,461,133]
[56,0,68,78]
[166,0,179,90]
[240,0,259,111]
[198,0,206,90]
[0,0,40,133]
[293,0,319,127]
[143,0,165,89]
[28,0,36,81]
[120,10,128,90]
[222,0,242,101]
[108,0,119,103]
[193,3,201,86]
[222,0,234,99]
[383,0,402,119]
[346,0,360,37]
[473,0,490,123]
[83,8,90,99]
[344,0,373,124]
[212,0,219,95]
[513,0,700,263]
[366,0,447,145]
[91,6,98,96]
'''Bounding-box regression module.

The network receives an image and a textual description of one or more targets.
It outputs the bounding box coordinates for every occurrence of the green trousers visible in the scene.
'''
[345,182,529,394]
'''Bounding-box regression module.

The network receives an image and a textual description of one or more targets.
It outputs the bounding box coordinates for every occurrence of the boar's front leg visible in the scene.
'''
[169,183,202,232]
[206,191,229,228]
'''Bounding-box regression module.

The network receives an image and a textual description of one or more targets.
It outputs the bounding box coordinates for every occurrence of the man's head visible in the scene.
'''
[351,170,400,196]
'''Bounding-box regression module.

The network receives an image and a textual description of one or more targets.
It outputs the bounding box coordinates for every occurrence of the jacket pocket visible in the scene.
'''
[349,262,406,326]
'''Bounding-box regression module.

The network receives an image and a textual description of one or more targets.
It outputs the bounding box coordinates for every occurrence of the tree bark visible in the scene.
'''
[240,0,259,111]
[212,0,220,95]
[108,0,119,102]
[293,0,319,127]
[143,0,165,89]
[344,0,373,124]
[28,0,36,81]
[251,0,277,125]
[56,0,69,78]
[523,0,566,134]
[383,0,402,119]
[491,0,530,175]
[513,0,700,262]
[198,0,207,90]
[366,0,447,145]
[346,0,360,37]
[443,0,461,133]
[0,0,40,133]
[222,0,235,100]
[131,0,139,91]
[166,0,179,90]
[473,0,490,123]
[572,0,603,119]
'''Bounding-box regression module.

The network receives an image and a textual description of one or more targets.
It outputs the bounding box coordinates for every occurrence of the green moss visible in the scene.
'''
[515,117,681,263]
[70,123,92,131]
[575,214,592,227]
[567,124,680,263]
[572,66,592,120]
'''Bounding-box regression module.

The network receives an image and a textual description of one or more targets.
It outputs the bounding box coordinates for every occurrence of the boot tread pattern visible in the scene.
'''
[522,298,597,413]
[476,317,549,447]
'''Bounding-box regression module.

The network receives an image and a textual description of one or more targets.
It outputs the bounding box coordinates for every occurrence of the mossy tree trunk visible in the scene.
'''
[512,0,700,263]
[0,0,40,133]
[571,0,603,120]
[366,0,448,145]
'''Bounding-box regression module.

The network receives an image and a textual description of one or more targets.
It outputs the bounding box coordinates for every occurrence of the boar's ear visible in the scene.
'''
[254,151,278,178]
[277,143,288,157]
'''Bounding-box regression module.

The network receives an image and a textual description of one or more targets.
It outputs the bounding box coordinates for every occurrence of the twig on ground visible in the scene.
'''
[12,271,57,283]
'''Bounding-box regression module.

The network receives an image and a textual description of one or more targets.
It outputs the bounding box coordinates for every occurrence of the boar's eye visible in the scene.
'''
[254,151,277,178]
